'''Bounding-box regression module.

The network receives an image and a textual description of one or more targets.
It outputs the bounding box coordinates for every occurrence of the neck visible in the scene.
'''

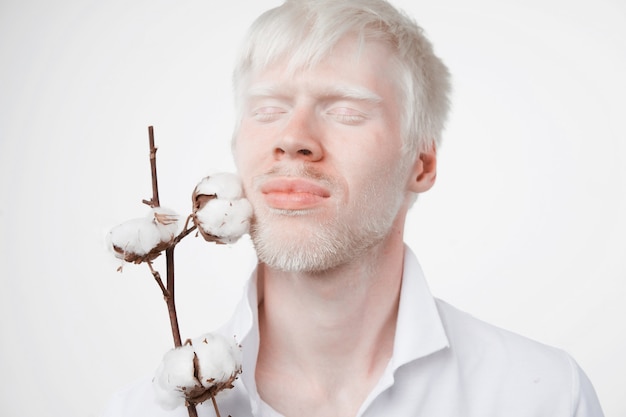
[255,228,406,415]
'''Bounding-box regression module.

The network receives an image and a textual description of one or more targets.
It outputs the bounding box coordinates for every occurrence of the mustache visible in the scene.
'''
[252,164,336,189]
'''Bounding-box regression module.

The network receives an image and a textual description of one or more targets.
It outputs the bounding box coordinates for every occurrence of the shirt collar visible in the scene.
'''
[391,245,449,369]
[220,245,449,411]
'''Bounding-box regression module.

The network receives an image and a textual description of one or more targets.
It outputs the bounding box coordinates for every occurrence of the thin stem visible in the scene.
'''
[211,396,222,417]
[147,262,168,298]
[145,126,161,208]
[172,215,196,247]
[187,405,199,417]
[165,246,182,347]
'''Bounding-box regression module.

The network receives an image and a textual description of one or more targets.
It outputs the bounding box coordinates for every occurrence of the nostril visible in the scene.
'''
[274,146,318,160]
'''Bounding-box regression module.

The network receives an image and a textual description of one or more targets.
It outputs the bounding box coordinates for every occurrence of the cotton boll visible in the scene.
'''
[107,208,180,264]
[194,173,244,201]
[191,172,253,244]
[194,198,252,243]
[192,333,242,388]
[153,345,198,410]
[108,217,162,257]
[152,334,242,409]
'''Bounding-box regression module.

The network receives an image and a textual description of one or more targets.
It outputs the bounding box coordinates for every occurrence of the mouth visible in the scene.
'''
[260,178,331,210]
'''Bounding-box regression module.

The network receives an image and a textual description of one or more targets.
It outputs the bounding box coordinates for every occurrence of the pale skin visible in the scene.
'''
[234,37,437,417]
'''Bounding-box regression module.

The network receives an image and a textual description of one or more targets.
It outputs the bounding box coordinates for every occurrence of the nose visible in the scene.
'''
[274,108,323,162]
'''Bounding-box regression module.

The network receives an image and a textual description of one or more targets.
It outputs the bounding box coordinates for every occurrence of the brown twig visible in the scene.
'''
[211,396,222,417]
[174,215,198,245]
[147,261,168,298]
[211,395,222,417]
[187,402,199,417]
[165,247,182,347]
[142,126,161,208]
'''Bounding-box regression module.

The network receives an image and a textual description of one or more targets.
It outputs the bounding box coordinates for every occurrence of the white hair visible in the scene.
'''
[232,0,451,156]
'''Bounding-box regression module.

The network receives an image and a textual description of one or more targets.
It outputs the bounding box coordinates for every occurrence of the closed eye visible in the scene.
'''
[327,107,368,125]
[253,106,287,123]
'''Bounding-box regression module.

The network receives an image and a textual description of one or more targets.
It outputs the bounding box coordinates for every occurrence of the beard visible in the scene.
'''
[248,163,408,273]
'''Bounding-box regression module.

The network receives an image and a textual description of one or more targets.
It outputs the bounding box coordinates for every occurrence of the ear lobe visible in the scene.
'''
[409,149,437,193]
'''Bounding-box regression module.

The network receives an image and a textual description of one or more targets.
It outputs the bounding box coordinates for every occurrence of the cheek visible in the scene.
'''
[339,157,384,202]
[233,121,272,165]
[233,130,256,168]
[347,150,408,201]
[233,142,255,193]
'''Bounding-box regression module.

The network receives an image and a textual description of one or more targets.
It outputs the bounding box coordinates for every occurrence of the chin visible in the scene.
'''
[250,217,388,274]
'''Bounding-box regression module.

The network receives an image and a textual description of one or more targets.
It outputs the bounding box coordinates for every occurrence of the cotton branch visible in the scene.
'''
[108,127,249,417]
[140,126,198,417]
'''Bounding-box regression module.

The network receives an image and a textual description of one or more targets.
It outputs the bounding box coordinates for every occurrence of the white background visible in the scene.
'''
[1,0,624,416]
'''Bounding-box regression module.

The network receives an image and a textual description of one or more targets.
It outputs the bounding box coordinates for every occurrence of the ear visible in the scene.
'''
[408,148,437,193]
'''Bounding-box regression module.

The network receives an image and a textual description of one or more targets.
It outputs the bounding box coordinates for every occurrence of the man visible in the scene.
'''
[103,0,604,416]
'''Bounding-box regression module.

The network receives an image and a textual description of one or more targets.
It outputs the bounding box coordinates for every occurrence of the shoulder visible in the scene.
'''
[436,299,561,353]
[435,298,574,375]
[431,299,603,416]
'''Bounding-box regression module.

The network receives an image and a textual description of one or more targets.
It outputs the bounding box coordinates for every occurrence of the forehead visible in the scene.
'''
[242,37,400,101]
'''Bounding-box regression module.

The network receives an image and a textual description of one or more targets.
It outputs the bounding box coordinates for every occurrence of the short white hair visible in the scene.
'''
[232,0,451,156]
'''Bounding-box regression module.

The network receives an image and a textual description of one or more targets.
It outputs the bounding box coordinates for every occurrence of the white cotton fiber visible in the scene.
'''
[108,217,161,257]
[195,199,252,243]
[152,377,185,410]
[194,173,244,201]
[152,345,197,410]
[107,207,180,260]
[192,172,253,244]
[152,334,243,411]
[191,333,242,388]
[152,207,180,241]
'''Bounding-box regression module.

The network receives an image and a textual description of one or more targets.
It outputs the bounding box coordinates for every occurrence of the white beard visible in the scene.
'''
[248,163,409,273]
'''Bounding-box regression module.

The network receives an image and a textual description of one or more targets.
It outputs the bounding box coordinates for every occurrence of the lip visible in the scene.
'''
[261,178,330,210]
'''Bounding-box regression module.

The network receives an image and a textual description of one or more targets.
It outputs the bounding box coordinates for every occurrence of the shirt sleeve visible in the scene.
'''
[99,375,190,417]
[568,355,604,417]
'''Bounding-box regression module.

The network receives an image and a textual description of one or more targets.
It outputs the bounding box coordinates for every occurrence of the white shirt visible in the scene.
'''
[102,247,604,416]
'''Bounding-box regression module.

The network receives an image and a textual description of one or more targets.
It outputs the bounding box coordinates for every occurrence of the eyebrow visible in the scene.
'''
[321,85,383,103]
[246,83,383,104]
